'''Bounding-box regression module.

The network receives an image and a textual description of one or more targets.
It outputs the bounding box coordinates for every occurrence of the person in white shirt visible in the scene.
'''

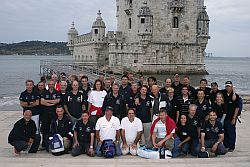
[151,109,176,151]
[88,79,107,124]
[95,106,122,156]
[121,108,143,155]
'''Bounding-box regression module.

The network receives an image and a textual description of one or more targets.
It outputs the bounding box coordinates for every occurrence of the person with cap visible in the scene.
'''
[8,110,40,154]
[121,108,143,156]
[209,82,221,105]
[199,110,227,156]
[49,105,73,154]
[171,74,183,98]
[95,106,122,156]
[222,81,240,152]
[72,111,95,157]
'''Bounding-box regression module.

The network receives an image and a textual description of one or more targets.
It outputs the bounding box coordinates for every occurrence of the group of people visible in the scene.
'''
[8,72,241,158]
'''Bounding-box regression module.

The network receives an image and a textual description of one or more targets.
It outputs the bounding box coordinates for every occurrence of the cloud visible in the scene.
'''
[0,0,249,57]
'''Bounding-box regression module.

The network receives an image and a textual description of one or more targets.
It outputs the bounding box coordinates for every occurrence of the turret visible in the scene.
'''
[137,2,153,45]
[67,22,78,54]
[197,6,210,50]
[92,10,106,42]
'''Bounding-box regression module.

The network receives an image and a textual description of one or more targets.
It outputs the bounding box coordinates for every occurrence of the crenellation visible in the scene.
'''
[67,0,210,74]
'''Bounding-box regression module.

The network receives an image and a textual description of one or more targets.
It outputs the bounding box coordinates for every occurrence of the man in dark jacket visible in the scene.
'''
[49,106,73,153]
[8,110,40,154]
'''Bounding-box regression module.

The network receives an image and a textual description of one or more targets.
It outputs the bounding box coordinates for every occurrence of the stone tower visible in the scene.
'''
[68,0,210,74]
[67,22,78,55]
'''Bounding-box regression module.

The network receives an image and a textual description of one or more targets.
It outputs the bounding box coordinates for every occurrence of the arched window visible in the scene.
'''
[173,17,179,28]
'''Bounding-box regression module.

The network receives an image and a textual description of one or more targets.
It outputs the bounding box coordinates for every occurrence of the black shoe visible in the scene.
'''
[228,148,234,152]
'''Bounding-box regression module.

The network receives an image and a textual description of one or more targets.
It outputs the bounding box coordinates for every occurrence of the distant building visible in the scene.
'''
[67,0,210,74]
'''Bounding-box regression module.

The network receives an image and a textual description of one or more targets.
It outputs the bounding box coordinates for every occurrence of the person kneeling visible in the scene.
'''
[8,110,40,155]
[151,108,176,151]
[121,108,143,156]
[71,111,95,157]
[95,106,122,157]
[49,106,73,155]
[199,111,227,157]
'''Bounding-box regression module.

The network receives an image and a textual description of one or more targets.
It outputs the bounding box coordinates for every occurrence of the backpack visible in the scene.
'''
[237,97,243,123]
[100,139,115,158]
[49,133,64,155]
[238,97,243,116]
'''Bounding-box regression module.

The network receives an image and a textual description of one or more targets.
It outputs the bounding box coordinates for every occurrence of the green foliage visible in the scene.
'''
[0,41,70,55]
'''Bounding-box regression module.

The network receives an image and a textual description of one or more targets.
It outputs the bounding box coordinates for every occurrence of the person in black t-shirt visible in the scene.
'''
[49,106,73,153]
[195,79,211,101]
[19,80,40,134]
[135,85,152,147]
[72,111,95,157]
[209,82,221,105]
[79,75,91,109]
[166,87,177,122]
[41,80,61,149]
[211,92,226,125]
[172,114,191,158]
[8,110,40,154]
[187,104,201,156]
[64,81,86,126]
[194,89,211,123]
[222,81,240,152]
[159,78,172,96]
[59,81,68,106]
[199,111,227,156]
[171,74,183,98]
[102,83,127,120]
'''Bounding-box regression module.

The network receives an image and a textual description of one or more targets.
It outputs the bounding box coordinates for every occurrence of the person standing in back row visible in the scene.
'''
[64,81,86,126]
[222,81,240,152]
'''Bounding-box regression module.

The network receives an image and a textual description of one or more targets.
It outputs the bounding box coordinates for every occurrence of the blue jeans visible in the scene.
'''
[96,142,122,157]
[224,119,236,150]
[172,137,190,158]
[197,139,227,155]
[190,139,200,156]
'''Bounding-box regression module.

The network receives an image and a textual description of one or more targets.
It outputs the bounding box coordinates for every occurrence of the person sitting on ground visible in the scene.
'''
[121,108,143,156]
[95,106,122,157]
[150,108,176,151]
[199,111,227,156]
[172,114,191,158]
[49,106,73,154]
[72,111,95,157]
[8,110,40,154]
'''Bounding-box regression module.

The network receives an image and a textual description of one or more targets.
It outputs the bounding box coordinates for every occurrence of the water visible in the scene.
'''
[0,55,249,111]
[0,55,72,111]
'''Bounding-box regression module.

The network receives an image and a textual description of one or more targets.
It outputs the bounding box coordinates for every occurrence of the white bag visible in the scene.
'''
[137,147,172,159]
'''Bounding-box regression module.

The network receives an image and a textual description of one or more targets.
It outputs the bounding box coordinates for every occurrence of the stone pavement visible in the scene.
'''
[0,105,249,167]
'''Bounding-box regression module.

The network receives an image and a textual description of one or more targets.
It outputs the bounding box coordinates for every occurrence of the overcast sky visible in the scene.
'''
[0,0,249,57]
